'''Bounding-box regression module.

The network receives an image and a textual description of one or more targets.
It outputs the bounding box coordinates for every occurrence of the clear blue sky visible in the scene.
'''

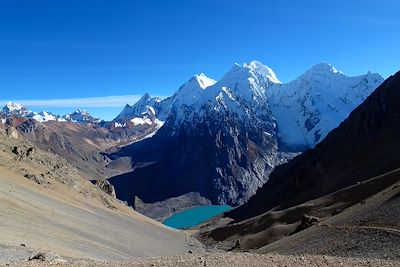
[0,0,399,120]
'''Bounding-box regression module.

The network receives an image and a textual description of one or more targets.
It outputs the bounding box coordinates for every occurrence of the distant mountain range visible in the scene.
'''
[107,61,384,216]
[1,61,385,219]
[0,102,102,124]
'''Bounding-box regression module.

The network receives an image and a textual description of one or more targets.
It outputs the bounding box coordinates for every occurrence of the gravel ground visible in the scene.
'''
[4,252,400,267]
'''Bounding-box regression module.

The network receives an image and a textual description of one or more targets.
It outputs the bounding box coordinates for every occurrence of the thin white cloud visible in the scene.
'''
[0,95,149,108]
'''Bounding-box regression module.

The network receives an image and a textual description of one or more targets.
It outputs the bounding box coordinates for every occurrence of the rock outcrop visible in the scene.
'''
[96,180,116,198]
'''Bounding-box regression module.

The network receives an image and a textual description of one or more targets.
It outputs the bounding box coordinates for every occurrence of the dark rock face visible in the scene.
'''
[16,119,37,133]
[227,71,400,222]
[96,180,116,198]
[109,110,289,206]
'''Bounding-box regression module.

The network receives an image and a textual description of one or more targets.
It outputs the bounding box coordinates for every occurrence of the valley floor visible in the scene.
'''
[4,251,400,267]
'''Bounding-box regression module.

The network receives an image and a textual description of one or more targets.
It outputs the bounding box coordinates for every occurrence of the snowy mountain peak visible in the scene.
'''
[1,102,60,122]
[192,73,216,89]
[215,60,281,104]
[267,65,384,150]
[220,60,281,87]
[1,102,29,116]
[28,110,58,122]
[244,60,281,84]
[303,62,343,77]
[5,101,25,111]
[62,109,100,124]
[177,73,216,94]
[114,93,166,122]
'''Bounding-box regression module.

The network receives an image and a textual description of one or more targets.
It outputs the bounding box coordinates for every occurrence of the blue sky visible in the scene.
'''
[0,0,399,120]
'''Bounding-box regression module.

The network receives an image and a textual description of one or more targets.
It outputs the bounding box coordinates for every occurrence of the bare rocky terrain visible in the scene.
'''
[0,126,202,263]
[2,123,399,267]
[4,116,159,181]
[1,72,400,266]
[4,252,399,267]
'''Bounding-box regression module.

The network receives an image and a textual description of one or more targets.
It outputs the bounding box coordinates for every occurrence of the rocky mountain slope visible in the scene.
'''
[197,70,400,254]
[0,125,201,261]
[108,61,383,216]
[0,113,160,181]
[1,111,399,267]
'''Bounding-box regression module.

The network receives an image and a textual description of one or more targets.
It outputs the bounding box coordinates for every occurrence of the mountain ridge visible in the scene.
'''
[0,103,102,124]
[195,70,400,255]
[108,61,384,217]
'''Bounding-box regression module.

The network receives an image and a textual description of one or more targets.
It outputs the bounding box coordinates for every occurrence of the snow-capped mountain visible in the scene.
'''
[109,60,384,210]
[0,103,102,125]
[114,73,217,124]
[267,62,384,150]
[61,109,101,124]
[26,110,58,122]
[114,93,166,122]
[110,61,290,206]
[116,61,384,150]
[166,73,217,122]
[1,102,30,117]
[166,63,279,126]
[0,102,59,123]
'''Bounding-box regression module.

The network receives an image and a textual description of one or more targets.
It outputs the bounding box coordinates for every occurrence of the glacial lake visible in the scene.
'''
[163,204,232,229]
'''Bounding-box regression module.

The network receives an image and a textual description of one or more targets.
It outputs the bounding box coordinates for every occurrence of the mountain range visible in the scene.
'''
[0,61,385,220]
[1,61,399,265]
[0,102,101,124]
[197,70,400,257]
[107,61,384,217]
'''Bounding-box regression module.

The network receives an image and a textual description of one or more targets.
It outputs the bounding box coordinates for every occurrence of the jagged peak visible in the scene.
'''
[134,93,163,104]
[139,92,151,100]
[3,101,26,111]
[306,62,343,76]
[187,73,216,90]
[365,70,384,80]
[221,60,281,85]
[245,60,281,84]
[1,101,30,116]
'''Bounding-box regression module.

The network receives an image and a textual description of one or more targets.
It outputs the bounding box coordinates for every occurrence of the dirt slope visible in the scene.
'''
[197,168,400,259]
[0,128,201,261]
[261,176,400,260]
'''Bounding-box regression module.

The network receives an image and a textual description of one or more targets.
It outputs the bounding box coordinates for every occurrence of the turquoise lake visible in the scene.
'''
[163,205,232,229]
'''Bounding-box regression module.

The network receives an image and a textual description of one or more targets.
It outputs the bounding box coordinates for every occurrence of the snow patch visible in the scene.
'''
[30,111,57,122]
[130,117,152,125]
[114,122,126,128]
